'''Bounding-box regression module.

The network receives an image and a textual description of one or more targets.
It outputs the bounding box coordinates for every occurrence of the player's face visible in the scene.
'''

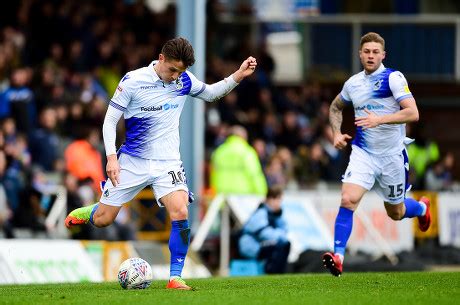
[359,42,386,74]
[266,195,282,212]
[156,54,187,83]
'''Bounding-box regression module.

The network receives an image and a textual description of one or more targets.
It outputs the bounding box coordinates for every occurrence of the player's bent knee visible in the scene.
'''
[341,193,358,209]
[169,206,188,221]
[387,210,404,220]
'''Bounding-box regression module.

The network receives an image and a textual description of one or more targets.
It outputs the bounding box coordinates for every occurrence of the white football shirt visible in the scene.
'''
[110,61,206,160]
[340,64,413,156]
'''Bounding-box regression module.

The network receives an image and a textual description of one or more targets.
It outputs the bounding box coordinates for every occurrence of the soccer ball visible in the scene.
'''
[117,257,153,289]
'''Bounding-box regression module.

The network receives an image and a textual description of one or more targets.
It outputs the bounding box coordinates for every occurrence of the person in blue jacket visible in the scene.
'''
[238,185,291,274]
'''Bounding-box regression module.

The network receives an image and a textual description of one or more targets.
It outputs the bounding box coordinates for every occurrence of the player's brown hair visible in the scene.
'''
[360,32,385,50]
[161,37,196,67]
[266,185,283,199]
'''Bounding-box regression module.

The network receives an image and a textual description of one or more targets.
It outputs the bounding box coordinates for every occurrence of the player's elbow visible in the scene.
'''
[412,111,419,122]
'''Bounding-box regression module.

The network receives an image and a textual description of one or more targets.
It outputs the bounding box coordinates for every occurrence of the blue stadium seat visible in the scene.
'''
[229,259,265,276]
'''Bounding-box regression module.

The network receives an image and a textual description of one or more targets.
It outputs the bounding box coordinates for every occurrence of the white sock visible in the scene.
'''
[419,201,427,216]
[336,253,344,264]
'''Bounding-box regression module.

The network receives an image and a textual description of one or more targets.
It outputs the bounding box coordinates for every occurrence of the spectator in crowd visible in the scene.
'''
[0,150,14,238]
[238,185,290,274]
[28,106,62,172]
[64,126,105,193]
[276,110,301,152]
[407,124,440,190]
[210,125,267,195]
[13,166,55,233]
[425,152,455,191]
[0,67,35,134]
[265,155,287,188]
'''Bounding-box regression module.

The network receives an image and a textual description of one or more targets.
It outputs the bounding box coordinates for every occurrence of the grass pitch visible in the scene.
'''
[0,272,458,305]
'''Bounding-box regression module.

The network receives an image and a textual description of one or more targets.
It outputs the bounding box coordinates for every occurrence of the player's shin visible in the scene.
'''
[402,198,426,218]
[168,219,190,279]
[334,207,354,262]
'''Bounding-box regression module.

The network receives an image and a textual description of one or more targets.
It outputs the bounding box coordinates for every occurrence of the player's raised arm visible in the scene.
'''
[191,56,257,102]
[329,94,352,149]
[232,56,257,83]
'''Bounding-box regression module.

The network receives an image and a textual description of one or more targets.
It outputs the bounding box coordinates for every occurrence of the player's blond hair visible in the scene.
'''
[360,32,385,50]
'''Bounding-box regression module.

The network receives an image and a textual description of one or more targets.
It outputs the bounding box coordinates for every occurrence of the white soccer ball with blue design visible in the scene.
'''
[118,257,153,289]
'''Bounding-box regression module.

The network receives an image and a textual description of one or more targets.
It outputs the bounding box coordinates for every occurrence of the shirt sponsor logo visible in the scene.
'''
[354,104,385,111]
[140,103,179,112]
[163,103,178,110]
[140,85,157,90]
[141,105,163,111]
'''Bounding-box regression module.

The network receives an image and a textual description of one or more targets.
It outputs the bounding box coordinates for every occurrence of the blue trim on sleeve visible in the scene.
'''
[396,94,413,103]
[190,84,206,97]
[340,93,351,105]
[109,100,127,111]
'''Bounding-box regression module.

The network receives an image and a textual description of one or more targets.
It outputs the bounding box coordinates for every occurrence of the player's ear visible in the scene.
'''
[159,53,165,62]
[382,50,386,59]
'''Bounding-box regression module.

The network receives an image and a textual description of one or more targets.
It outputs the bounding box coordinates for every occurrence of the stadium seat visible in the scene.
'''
[229,259,265,276]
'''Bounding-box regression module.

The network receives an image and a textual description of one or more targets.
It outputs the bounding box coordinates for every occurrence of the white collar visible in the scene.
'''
[149,61,161,82]
[364,64,385,77]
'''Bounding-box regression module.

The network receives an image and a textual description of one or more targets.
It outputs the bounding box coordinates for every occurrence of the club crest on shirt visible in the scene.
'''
[175,78,183,90]
[373,79,383,90]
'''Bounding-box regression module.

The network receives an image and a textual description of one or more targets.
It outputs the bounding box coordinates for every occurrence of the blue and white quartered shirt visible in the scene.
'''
[340,64,413,156]
[110,61,206,160]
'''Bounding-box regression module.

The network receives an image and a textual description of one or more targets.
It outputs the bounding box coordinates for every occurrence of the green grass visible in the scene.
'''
[1,272,459,305]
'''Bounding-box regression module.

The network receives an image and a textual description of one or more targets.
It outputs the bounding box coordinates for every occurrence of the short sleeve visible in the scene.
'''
[184,71,206,97]
[339,80,352,104]
[110,73,135,111]
[389,71,413,103]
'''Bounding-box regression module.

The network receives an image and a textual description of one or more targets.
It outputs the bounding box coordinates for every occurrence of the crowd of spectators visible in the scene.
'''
[0,1,456,239]
[0,0,177,238]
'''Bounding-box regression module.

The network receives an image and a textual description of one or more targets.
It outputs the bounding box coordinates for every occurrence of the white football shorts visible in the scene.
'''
[99,153,189,207]
[342,145,410,204]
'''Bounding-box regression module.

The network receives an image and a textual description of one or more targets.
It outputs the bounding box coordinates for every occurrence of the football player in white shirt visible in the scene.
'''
[322,32,431,277]
[65,37,258,289]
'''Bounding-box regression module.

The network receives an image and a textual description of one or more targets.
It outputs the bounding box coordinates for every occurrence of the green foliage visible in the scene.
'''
[0,272,459,305]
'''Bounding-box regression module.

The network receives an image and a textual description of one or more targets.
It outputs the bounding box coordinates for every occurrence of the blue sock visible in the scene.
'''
[169,219,190,278]
[403,198,425,218]
[334,207,354,257]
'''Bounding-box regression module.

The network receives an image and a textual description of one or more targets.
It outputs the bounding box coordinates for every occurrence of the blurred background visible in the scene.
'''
[0,0,459,283]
